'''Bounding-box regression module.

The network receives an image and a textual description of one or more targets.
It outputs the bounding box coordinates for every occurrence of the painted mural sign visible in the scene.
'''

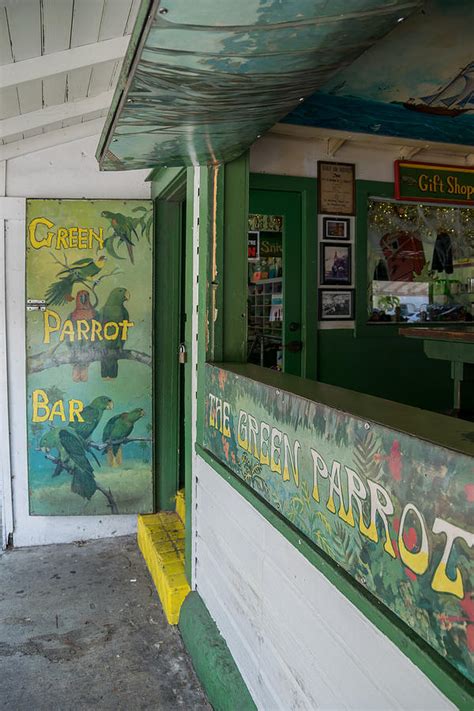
[203,365,474,682]
[395,161,474,205]
[26,199,154,516]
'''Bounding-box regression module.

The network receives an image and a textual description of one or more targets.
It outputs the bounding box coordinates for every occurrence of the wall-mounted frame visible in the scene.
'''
[318,161,356,215]
[320,242,352,285]
[319,289,355,320]
[322,216,351,241]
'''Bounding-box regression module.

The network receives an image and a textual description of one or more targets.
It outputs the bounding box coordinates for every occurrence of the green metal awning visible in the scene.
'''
[97,0,423,170]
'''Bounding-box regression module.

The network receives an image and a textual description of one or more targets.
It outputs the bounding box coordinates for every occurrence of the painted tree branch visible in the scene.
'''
[88,436,152,451]
[42,451,119,514]
[27,345,151,374]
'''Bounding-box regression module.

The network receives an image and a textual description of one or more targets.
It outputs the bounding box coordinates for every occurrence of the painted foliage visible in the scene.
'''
[26,199,154,516]
[203,365,474,683]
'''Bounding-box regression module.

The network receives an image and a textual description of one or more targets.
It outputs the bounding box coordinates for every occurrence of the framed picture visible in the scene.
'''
[248,230,259,260]
[318,161,356,215]
[319,289,355,320]
[320,242,352,285]
[322,216,350,240]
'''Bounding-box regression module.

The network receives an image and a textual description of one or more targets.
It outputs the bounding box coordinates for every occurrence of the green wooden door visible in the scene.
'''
[248,188,302,376]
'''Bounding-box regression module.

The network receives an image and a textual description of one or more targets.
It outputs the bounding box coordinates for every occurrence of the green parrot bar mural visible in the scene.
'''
[26,199,154,516]
[203,365,474,683]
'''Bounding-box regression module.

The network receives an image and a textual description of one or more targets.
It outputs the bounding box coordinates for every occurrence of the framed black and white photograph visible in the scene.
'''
[319,289,355,320]
[320,242,352,285]
[322,216,350,241]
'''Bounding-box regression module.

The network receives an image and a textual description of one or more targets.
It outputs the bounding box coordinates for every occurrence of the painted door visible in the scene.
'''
[248,187,302,376]
[25,199,154,516]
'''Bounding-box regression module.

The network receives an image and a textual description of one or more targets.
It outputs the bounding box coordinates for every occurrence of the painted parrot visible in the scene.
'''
[45,255,106,306]
[39,427,68,477]
[70,395,113,440]
[69,290,99,382]
[59,428,97,500]
[101,211,139,264]
[100,287,130,379]
[102,408,145,467]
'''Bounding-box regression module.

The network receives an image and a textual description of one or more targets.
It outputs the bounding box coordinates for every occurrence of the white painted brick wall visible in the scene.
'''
[194,455,454,711]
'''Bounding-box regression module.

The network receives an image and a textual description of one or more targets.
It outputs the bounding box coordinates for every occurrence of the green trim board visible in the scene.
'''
[196,443,473,710]
[202,363,474,685]
[179,591,257,711]
[154,197,182,509]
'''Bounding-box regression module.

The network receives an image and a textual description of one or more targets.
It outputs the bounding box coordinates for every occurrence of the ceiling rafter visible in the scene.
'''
[0,118,106,162]
[0,91,113,140]
[0,35,129,90]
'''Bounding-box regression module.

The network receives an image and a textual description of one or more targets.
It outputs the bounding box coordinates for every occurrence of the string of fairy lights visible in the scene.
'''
[368,200,474,257]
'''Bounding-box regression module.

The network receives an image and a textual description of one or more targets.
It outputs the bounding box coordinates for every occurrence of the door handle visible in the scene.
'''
[285,340,303,353]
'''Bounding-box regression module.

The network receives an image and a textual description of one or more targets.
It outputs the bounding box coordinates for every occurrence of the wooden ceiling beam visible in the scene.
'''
[0,118,105,162]
[0,36,129,90]
[0,91,113,140]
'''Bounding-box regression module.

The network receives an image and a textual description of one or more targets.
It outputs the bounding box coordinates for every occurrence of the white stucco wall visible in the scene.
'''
[2,135,151,547]
[193,455,453,710]
[249,131,469,180]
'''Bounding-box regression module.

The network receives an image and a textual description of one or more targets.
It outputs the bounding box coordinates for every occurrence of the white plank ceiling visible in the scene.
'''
[0,0,140,158]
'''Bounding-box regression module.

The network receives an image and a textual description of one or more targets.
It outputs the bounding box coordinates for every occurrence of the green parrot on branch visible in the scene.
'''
[39,427,68,477]
[45,255,106,305]
[102,408,145,467]
[71,395,113,441]
[101,211,139,264]
[59,429,97,500]
[100,287,130,380]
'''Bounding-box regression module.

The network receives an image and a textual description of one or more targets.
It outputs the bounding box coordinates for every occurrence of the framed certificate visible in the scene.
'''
[318,161,356,216]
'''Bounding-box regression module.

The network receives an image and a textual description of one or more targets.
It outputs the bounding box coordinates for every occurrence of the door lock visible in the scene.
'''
[178,343,187,364]
[289,321,300,332]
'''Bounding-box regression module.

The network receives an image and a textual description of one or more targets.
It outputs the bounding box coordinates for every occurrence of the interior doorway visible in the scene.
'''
[247,179,303,376]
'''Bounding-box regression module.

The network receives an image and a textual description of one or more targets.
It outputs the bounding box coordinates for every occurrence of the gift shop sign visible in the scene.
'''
[203,364,474,683]
[395,160,474,205]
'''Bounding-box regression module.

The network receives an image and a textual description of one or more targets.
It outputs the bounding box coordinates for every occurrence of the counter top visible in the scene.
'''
[212,363,474,458]
[399,326,474,343]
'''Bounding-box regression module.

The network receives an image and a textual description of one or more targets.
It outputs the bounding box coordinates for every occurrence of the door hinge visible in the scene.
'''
[26,298,46,312]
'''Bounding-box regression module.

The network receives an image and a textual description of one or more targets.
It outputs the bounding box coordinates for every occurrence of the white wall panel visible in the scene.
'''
[194,455,454,711]
[2,133,150,547]
[250,133,469,183]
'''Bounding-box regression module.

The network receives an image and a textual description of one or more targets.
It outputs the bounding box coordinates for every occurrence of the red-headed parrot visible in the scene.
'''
[46,255,106,305]
[100,287,130,379]
[102,408,145,467]
[71,395,113,441]
[69,290,99,382]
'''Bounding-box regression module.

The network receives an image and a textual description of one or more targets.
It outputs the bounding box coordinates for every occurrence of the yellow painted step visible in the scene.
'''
[137,511,190,625]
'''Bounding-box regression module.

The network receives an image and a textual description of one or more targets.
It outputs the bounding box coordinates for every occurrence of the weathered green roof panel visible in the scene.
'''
[97,0,423,170]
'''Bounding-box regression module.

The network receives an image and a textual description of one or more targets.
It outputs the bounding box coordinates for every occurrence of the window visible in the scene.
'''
[368,198,474,322]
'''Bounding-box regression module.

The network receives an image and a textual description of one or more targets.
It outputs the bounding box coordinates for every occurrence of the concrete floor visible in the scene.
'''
[0,536,211,710]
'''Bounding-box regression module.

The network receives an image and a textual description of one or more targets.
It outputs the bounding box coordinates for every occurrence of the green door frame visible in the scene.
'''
[151,167,190,511]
